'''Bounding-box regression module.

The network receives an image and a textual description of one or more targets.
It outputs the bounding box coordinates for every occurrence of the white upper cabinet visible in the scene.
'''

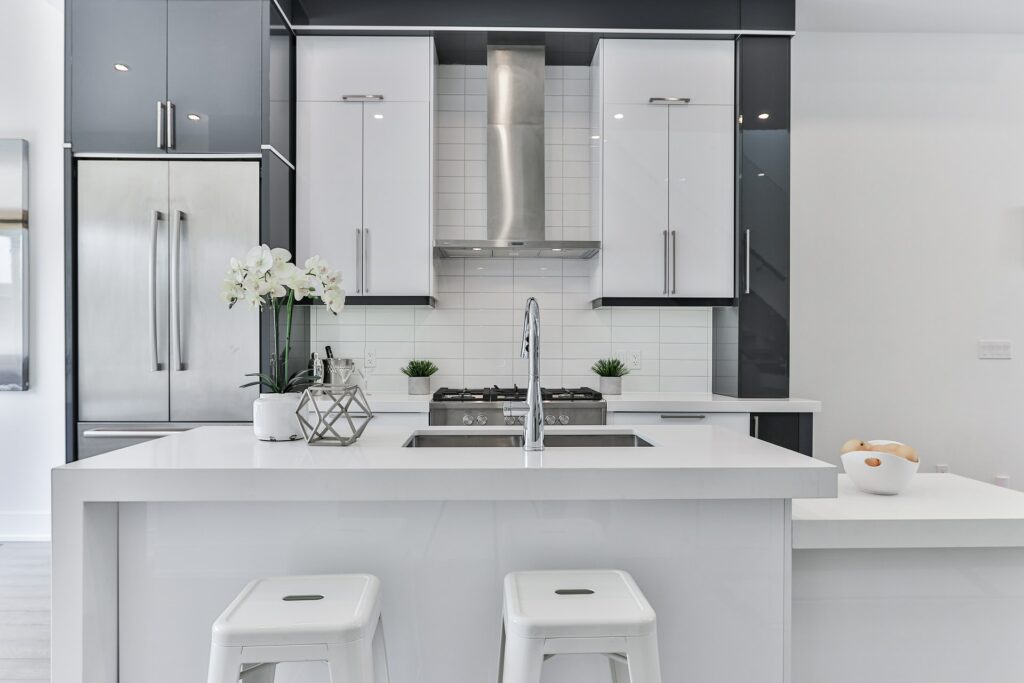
[597,39,735,300]
[601,39,734,106]
[296,36,434,299]
[298,36,433,102]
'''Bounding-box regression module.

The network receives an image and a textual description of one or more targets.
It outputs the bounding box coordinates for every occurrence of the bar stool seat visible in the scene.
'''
[499,570,662,683]
[207,574,388,683]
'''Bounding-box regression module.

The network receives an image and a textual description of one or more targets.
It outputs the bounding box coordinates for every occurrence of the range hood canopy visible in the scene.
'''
[436,44,600,260]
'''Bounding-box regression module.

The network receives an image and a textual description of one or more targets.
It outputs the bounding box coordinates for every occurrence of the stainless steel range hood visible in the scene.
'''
[434,45,600,260]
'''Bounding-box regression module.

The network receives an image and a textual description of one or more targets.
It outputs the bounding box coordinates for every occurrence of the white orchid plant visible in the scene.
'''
[223,245,344,393]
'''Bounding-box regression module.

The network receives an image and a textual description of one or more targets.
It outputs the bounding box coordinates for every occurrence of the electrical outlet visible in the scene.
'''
[978,340,1013,359]
[628,350,642,370]
[365,349,377,369]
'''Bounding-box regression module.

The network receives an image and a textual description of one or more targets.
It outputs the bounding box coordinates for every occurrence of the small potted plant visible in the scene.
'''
[401,360,438,395]
[591,358,629,395]
[222,245,345,441]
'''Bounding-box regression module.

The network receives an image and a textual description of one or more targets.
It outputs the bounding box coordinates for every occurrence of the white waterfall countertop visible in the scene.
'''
[53,424,836,502]
[360,391,821,413]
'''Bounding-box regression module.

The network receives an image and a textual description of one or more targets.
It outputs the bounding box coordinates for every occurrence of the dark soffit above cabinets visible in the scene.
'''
[286,0,795,34]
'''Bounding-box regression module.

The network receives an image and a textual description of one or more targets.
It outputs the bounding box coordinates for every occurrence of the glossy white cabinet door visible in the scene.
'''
[296,101,363,290]
[601,39,735,106]
[669,104,735,298]
[609,411,749,434]
[297,36,432,102]
[601,103,669,297]
[362,100,430,296]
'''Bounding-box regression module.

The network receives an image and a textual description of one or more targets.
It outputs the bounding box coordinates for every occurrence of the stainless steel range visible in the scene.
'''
[429,386,607,426]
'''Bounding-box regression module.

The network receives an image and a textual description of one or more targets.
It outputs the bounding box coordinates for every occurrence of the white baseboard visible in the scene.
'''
[0,512,51,541]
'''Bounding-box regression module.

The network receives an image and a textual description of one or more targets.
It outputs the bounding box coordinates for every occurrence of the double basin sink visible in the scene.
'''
[403,432,653,448]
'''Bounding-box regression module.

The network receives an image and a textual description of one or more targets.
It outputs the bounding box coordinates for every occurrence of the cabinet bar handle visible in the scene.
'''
[663,230,669,294]
[355,229,362,293]
[82,428,190,439]
[659,414,707,419]
[166,101,175,150]
[745,229,751,295]
[671,229,678,294]
[149,210,162,371]
[341,95,384,101]
[649,97,691,104]
[171,210,184,370]
[363,228,370,293]
[156,101,165,149]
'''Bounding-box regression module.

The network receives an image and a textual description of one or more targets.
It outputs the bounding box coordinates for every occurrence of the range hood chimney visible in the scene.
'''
[434,45,600,260]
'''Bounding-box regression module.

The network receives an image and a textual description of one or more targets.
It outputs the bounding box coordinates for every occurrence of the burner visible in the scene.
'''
[432,386,602,402]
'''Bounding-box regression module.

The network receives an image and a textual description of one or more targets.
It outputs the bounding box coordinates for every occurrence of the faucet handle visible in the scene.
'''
[503,401,528,418]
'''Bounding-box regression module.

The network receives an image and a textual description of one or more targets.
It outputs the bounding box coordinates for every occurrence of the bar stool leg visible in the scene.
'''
[608,654,630,683]
[371,616,390,683]
[207,646,244,683]
[239,663,277,683]
[500,631,544,683]
[625,631,662,683]
[327,639,374,683]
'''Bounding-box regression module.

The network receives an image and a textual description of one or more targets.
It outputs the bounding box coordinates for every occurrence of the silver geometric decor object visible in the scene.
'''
[295,384,373,446]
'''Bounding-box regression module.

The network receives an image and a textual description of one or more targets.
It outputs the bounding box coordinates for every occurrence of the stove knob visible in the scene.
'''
[558,414,570,425]
[544,415,556,425]
[476,415,488,425]
[504,416,516,426]
[462,414,475,426]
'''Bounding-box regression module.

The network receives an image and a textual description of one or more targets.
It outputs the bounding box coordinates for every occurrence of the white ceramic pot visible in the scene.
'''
[408,376,431,395]
[252,393,302,441]
[599,376,622,395]
[841,440,919,495]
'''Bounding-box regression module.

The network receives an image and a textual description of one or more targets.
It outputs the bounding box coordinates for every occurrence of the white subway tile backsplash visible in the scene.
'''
[365,308,414,325]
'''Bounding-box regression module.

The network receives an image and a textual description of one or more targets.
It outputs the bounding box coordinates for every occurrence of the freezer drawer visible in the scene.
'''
[76,422,248,458]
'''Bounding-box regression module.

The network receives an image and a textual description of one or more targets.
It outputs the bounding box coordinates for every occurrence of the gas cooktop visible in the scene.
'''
[432,386,603,403]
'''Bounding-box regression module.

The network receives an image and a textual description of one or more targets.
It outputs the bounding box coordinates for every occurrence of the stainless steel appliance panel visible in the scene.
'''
[168,161,259,421]
[0,139,28,391]
[77,161,170,421]
[76,422,248,459]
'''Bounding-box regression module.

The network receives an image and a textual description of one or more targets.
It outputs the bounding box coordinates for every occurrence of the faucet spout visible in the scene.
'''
[520,297,544,452]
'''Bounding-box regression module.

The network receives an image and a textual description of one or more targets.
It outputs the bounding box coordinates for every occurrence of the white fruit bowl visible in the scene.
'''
[841,440,919,495]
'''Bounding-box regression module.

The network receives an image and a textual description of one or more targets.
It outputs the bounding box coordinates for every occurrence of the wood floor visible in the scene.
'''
[0,543,50,681]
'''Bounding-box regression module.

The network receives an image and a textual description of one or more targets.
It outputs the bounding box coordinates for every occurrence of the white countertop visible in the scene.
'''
[361,391,821,414]
[793,474,1024,549]
[54,424,836,502]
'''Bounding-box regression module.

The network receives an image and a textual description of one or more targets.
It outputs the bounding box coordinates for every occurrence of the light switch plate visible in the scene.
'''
[978,340,1013,359]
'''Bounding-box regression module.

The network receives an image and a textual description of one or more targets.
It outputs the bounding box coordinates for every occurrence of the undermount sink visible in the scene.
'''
[402,432,654,448]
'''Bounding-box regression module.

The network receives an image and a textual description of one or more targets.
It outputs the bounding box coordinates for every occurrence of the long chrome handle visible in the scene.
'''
[341,95,384,101]
[171,210,184,370]
[671,229,678,294]
[355,229,362,293]
[659,414,707,420]
[663,230,669,294]
[745,229,751,295]
[82,428,190,439]
[363,228,370,293]
[649,97,691,104]
[149,210,162,371]
[166,101,175,150]
[156,101,165,149]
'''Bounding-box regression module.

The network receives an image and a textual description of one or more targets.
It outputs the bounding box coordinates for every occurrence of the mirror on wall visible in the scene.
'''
[0,139,28,391]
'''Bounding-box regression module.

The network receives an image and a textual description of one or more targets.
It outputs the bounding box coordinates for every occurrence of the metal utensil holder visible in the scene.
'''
[295,385,373,446]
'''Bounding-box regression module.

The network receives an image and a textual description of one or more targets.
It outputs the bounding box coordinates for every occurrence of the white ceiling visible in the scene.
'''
[796,0,1024,34]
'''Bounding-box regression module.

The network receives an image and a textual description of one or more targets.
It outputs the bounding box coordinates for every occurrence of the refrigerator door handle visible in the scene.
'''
[355,228,362,293]
[166,101,176,150]
[171,209,185,371]
[149,210,163,371]
[156,101,166,149]
[363,228,370,293]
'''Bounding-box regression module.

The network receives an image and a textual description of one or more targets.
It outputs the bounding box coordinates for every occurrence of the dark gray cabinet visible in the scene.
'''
[69,0,264,154]
[751,413,813,457]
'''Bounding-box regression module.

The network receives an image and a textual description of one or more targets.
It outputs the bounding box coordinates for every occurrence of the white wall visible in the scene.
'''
[0,0,65,539]
[791,32,1024,485]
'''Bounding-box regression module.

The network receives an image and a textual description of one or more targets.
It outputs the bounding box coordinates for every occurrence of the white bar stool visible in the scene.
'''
[498,569,662,683]
[207,574,389,683]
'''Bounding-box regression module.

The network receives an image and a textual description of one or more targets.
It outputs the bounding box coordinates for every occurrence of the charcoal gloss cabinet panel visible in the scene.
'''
[713,36,791,398]
[69,0,263,153]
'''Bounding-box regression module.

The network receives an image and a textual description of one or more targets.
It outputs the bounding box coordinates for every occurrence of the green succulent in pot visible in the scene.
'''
[401,359,438,395]
[591,357,629,396]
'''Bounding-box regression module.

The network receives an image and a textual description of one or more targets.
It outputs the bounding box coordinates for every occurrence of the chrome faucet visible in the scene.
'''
[504,297,544,451]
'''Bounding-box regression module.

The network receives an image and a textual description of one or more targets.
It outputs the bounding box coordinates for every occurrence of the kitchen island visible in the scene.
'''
[52,424,835,683]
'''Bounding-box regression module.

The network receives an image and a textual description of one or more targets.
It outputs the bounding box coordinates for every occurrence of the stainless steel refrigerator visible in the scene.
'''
[76,160,259,457]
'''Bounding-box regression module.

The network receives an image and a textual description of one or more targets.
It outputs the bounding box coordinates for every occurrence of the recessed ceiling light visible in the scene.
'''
[373,113,383,119]
[187,113,201,122]
[113,63,130,72]
[757,112,770,120]
[613,113,624,120]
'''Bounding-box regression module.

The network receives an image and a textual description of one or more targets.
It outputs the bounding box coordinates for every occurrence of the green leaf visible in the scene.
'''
[400,359,439,377]
[591,358,629,377]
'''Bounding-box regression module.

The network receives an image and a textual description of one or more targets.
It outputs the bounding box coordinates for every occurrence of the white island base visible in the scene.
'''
[52,425,835,683]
